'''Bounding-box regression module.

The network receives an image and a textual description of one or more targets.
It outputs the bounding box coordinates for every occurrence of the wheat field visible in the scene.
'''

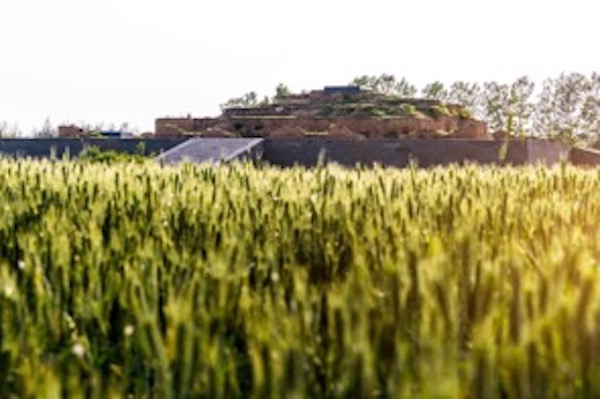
[1,160,600,398]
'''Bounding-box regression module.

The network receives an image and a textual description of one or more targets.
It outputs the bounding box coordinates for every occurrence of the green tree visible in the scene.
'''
[421,81,449,101]
[220,91,259,110]
[482,81,511,132]
[508,76,535,136]
[393,77,417,97]
[447,81,482,118]
[533,72,591,144]
[582,72,600,145]
[273,83,291,101]
[480,77,535,135]
[351,74,378,89]
[351,74,417,97]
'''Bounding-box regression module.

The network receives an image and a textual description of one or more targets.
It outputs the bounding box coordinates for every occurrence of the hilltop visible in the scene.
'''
[155,86,489,139]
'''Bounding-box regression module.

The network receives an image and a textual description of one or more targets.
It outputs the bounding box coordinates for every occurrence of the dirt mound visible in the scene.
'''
[198,128,237,138]
[268,125,305,138]
[327,125,365,140]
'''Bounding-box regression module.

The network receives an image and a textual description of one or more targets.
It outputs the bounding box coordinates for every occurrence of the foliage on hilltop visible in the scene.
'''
[223,72,600,145]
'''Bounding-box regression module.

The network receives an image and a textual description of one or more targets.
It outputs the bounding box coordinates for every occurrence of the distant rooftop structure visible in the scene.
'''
[58,125,133,139]
[100,130,133,139]
[323,85,363,95]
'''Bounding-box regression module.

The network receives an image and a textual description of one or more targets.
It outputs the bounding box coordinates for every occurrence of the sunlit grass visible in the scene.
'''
[1,160,600,397]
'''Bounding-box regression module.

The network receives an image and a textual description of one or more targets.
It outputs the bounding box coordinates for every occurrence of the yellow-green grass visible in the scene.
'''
[1,160,600,398]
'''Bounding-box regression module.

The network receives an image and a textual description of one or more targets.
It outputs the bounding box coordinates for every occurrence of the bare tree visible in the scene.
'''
[0,121,21,138]
[32,117,57,138]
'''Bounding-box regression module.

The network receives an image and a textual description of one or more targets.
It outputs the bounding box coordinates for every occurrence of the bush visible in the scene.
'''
[78,145,151,164]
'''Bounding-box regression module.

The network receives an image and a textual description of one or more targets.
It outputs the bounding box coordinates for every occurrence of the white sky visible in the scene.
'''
[1,0,598,134]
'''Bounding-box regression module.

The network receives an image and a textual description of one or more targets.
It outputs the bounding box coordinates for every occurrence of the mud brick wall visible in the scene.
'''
[155,118,219,136]
[569,147,600,166]
[526,140,569,165]
[227,117,488,139]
